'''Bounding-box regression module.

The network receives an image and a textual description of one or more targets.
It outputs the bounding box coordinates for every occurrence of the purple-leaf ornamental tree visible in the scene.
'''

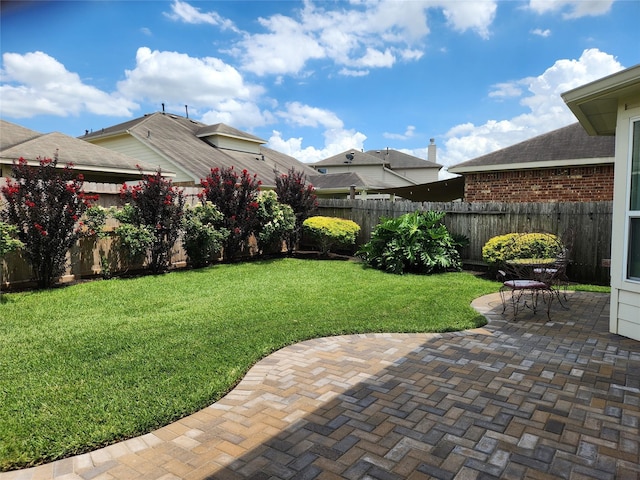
[199,166,261,261]
[118,168,185,274]
[274,168,317,252]
[1,155,98,288]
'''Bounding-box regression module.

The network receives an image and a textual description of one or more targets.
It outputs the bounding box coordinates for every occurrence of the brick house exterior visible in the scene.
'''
[448,123,615,203]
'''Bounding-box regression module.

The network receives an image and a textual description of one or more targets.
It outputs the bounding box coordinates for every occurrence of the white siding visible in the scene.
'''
[392,168,440,184]
[610,95,640,341]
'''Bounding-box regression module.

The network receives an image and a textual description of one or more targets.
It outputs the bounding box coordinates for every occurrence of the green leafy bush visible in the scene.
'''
[111,205,155,266]
[181,202,229,268]
[303,216,360,255]
[482,232,562,266]
[254,190,295,255]
[0,221,23,259]
[357,210,461,275]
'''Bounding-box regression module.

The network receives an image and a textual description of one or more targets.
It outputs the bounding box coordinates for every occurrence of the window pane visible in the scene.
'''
[628,218,640,281]
[631,120,640,211]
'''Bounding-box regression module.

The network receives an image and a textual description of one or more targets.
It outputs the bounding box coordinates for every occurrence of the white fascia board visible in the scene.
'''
[448,156,614,174]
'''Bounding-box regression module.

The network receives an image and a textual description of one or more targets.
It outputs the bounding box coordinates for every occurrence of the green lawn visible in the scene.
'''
[0,258,500,470]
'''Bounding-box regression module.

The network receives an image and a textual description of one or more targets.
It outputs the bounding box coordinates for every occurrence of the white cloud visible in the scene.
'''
[0,51,137,118]
[531,28,552,37]
[440,48,624,167]
[276,102,344,130]
[231,0,497,77]
[164,0,238,31]
[339,68,370,77]
[384,125,416,140]
[117,47,259,106]
[235,14,325,76]
[200,100,275,130]
[489,82,523,99]
[439,0,498,39]
[268,128,367,163]
[354,48,395,68]
[528,0,614,19]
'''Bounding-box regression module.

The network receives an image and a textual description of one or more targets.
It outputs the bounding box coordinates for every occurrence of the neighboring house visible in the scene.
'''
[448,123,615,202]
[310,144,442,199]
[562,64,640,342]
[307,171,389,199]
[82,112,316,188]
[0,120,161,183]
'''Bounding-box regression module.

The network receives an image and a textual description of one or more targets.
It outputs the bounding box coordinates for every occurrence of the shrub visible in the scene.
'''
[0,156,97,288]
[0,221,23,296]
[0,221,23,259]
[357,210,461,275]
[181,202,229,268]
[199,167,261,261]
[254,190,295,255]
[303,216,360,255]
[111,205,155,267]
[274,168,317,252]
[482,232,563,266]
[118,169,185,274]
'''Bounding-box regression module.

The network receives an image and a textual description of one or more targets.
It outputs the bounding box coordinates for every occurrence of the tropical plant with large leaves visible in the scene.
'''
[358,210,461,274]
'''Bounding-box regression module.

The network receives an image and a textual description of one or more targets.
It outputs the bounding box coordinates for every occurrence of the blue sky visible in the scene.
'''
[1,1,638,174]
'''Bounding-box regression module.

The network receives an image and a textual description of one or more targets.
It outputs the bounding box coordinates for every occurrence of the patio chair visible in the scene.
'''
[498,263,554,321]
[532,228,574,307]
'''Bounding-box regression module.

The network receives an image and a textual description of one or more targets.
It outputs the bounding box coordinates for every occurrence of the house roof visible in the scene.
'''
[313,149,387,167]
[83,112,316,187]
[562,64,640,136]
[195,123,266,143]
[448,122,615,174]
[0,120,42,150]
[0,120,163,181]
[308,171,390,190]
[365,149,441,169]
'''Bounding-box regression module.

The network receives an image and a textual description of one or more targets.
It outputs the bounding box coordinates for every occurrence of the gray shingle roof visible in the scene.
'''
[449,123,615,173]
[366,149,441,169]
[308,172,390,190]
[83,112,315,187]
[1,120,42,150]
[1,121,162,180]
[312,150,385,167]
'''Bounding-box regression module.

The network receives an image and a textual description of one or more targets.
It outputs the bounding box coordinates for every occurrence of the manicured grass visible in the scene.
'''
[570,283,611,293]
[0,258,498,471]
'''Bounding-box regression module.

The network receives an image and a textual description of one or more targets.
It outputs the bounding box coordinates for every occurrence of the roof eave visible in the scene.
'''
[448,156,614,174]
[562,64,640,136]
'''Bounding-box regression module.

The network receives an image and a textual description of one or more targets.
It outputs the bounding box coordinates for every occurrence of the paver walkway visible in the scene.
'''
[2,291,639,480]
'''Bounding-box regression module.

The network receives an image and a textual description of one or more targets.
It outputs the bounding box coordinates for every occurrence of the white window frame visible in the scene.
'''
[624,116,640,282]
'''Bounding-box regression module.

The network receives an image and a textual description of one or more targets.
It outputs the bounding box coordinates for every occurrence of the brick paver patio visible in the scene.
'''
[2,291,639,479]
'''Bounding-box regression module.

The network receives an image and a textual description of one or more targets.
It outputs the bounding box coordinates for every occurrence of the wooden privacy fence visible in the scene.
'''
[1,180,613,287]
[316,199,613,285]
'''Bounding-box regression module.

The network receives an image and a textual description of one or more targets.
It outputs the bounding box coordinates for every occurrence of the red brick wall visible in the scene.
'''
[463,165,614,202]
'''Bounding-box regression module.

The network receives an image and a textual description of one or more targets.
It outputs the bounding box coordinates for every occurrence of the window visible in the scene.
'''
[627,119,640,280]
[316,168,327,174]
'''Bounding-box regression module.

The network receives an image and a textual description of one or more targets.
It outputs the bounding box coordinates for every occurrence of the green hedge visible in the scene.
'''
[302,216,360,255]
[482,232,562,266]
